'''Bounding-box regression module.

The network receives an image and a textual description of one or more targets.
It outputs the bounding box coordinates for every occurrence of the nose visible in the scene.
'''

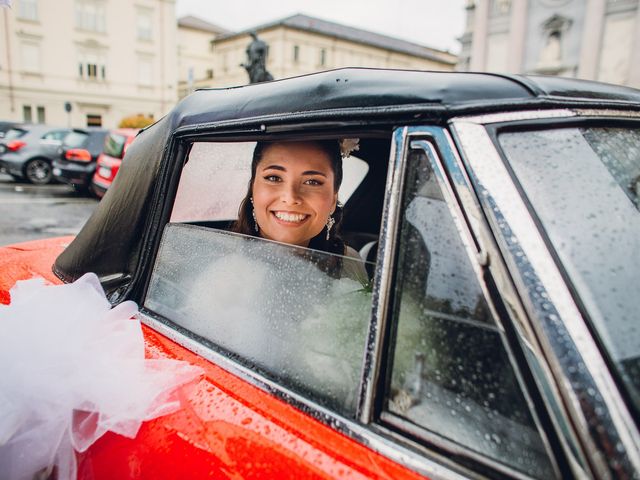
[280,181,302,205]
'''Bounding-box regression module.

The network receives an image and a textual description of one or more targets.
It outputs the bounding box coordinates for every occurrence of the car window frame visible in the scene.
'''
[452,109,640,478]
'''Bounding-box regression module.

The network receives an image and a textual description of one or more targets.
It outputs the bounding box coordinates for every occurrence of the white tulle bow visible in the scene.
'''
[0,273,203,480]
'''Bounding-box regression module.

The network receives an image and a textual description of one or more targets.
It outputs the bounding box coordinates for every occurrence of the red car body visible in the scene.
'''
[0,239,421,480]
[91,128,140,198]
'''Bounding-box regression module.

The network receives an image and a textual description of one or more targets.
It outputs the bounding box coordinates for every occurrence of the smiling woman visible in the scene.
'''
[232,140,341,249]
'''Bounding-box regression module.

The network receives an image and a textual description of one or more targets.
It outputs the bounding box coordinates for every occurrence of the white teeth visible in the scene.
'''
[274,212,307,223]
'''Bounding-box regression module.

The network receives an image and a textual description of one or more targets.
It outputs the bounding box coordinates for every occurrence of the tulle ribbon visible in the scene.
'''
[0,273,203,480]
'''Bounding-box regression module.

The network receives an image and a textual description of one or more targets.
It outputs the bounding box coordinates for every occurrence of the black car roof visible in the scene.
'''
[53,68,640,299]
[172,68,640,130]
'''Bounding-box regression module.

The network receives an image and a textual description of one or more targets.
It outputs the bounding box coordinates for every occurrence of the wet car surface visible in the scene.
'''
[1,68,639,479]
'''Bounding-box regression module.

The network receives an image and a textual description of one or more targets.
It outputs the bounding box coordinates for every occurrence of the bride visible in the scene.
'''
[230,139,366,280]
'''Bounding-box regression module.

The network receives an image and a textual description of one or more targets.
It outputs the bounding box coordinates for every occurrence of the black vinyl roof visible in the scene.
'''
[169,68,640,129]
[53,68,640,300]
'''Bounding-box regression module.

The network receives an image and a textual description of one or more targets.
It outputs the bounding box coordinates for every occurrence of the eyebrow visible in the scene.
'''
[262,164,328,177]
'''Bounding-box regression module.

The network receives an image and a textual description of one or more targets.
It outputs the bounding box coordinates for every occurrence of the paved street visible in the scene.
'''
[0,173,98,247]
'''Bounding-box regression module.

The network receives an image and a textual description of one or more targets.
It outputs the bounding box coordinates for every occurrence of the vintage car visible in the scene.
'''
[0,68,639,479]
[0,124,71,184]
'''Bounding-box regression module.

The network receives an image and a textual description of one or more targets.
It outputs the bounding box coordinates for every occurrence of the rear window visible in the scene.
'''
[3,128,26,141]
[103,133,127,158]
[63,131,89,148]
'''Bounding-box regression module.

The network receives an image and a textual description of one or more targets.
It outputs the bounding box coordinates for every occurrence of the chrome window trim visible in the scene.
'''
[454,107,640,127]
[456,109,576,125]
[357,127,408,421]
[138,309,470,480]
[450,115,640,478]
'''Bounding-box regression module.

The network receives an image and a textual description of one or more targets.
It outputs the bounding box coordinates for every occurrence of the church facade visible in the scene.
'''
[458,0,640,88]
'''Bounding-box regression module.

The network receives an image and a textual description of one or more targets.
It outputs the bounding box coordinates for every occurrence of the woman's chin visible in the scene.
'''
[262,230,312,248]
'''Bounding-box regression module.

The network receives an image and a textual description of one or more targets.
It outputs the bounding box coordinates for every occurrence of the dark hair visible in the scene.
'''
[230,140,345,256]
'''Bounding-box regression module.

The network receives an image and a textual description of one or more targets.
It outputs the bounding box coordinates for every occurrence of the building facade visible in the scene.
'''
[458,0,640,88]
[177,15,229,99]
[200,14,457,90]
[0,0,177,128]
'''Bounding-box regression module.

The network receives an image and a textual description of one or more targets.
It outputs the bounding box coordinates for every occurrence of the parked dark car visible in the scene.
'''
[51,127,109,193]
[90,128,140,198]
[0,124,71,184]
[1,68,639,479]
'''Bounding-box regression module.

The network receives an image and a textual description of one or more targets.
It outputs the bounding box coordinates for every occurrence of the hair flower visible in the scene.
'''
[339,138,360,158]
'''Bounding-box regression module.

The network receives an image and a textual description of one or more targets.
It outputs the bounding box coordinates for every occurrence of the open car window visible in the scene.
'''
[170,141,369,223]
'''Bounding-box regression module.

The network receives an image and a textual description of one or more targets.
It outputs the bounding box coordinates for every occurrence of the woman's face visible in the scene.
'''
[252,142,338,247]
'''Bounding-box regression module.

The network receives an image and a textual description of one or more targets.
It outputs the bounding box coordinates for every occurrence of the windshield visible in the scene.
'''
[103,133,126,158]
[499,126,640,416]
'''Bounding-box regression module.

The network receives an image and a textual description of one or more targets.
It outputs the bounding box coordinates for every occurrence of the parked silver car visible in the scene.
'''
[0,124,71,184]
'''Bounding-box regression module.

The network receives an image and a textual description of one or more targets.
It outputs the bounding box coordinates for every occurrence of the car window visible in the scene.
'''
[102,133,127,158]
[170,141,369,223]
[499,126,640,417]
[3,128,26,141]
[382,146,554,477]
[41,130,68,142]
[63,131,89,148]
[144,225,372,416]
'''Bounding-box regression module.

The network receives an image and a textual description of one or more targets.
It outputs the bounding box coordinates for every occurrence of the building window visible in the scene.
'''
[78,52,106,81]
[23,105,32,123]
[75,0,106,33]
[18,0,38,21]
[86,114,102,127]
[20,42,41,73]
[319,48,326,67]
[206,68,214,79]
[138,57,153,86]
[37,106,45,124]
[293,45,299,62]
[136,9,153,41]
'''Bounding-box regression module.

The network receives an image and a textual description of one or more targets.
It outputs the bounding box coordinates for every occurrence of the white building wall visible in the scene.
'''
[204,27,456,89]
[0,0,177,128]
[461,0,640,88]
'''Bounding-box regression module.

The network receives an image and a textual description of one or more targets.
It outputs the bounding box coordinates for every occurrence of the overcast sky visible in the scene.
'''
[175,0,466,53]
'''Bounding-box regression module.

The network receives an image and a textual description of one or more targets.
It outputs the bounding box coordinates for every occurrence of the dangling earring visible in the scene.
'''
[250,197,259,232]
[326,214,335,240]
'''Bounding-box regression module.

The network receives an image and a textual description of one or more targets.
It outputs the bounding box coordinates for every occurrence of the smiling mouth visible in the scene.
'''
[272,211,309,223]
